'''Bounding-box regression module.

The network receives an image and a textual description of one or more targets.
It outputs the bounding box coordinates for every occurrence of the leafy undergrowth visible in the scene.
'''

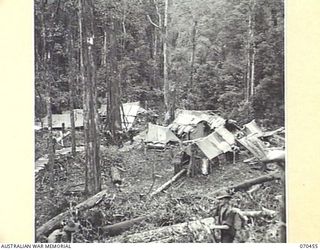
[35,130,84,160]
[35,140,284,243]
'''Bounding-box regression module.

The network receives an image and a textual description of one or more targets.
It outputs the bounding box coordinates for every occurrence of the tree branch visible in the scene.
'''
[147,14,161,28]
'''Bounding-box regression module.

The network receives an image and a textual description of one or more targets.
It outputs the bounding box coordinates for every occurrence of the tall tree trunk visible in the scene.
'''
[250,47,255,96]
[187,20,197,109]
[108,20,122,139]
[280,168,286,242]
[153,28,158,88]
[46,59,55,188]
[249,0,256,97]
[101,30,107,67]
[163,0,174,125]
[153,0,161,89]
[163,0,169,110]
[41,1,54,187]
[79,0,101,196]
[246,0,255,101]
[245,7,251,102]
[189,20,197,90]
[68,20,76,157]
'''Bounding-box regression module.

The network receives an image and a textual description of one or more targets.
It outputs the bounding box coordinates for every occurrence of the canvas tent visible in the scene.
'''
[42,109,84,129]
[237,134,285,163]
[168,109,226,140]
[144,123,180,145]
[243,119,285,138]
[243,120,264,137]
[99,102,147,131]
[184,127,236,160]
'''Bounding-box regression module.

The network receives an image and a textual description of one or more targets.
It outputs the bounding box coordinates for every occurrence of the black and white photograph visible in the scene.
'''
[34,0,285,243]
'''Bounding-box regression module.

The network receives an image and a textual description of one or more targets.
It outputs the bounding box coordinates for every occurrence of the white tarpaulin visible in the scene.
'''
[145,123,180,144]
[99,102,146,130]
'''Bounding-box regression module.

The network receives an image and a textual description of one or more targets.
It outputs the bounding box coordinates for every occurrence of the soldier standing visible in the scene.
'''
[213,194,243,243]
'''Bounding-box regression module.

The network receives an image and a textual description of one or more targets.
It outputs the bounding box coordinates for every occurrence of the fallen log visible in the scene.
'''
[213,172,281,197]
[150,169,187,197]
[101,173,279,238]
[230,172,280,192]
[36,189,110,238]
[232,207,277,221]
[99,173,279,240]
[102,215,150,237]
[108,207,277,243]
[242,208,277,218]
[110,166,122,185]
[108,217,228,243]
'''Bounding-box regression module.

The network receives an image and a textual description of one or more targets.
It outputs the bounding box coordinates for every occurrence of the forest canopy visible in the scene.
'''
[35,0,284,128]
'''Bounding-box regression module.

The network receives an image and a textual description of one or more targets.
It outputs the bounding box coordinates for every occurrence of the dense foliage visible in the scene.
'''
[34,0,284,126]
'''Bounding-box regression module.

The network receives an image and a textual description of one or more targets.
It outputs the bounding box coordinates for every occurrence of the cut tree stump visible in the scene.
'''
[110,166,122,185]
[149,169,187,197]
[108,217,228,243]
[36,189,110,238]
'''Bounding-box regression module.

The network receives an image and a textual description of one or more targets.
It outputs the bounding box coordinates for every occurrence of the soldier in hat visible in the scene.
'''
[47,220,80,243]
[213,192,243,243]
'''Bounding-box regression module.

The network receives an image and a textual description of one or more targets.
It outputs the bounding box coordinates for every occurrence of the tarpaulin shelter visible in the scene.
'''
[237,134,285,163]
[99,102,147,131]
[168,109,226,140]
[237,134,267,160]
[243,119,285,138]
[243,120,264,137]
[42,109,84,129]
[144,123,180,146]
[184,127,236,160]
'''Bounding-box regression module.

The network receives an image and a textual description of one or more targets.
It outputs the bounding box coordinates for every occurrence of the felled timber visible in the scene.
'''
[212,172,281,197]
[151,209,276,243]
[102,215,150,237]
[150,169,187,197]
[102,173,279,238]
[241,208,277,218]
[36,189,109,238]
[108,217,228,243]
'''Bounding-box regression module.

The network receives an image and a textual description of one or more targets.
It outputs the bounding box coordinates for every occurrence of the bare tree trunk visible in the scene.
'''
[41,1,54,187]
[79,0,101,196]
[102,30,107,67]
[153,28,158,88]
[108,20,122,139]
[250,46,256,96]
[187,144,195,177]
[245,5,252,102]
[163,0,174,125]
[246,0,255,101]
[189,20,197,90]
[249,0,256,97]
[280,168,286,242]
[67,17,76,157]
[46,66,54,188]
